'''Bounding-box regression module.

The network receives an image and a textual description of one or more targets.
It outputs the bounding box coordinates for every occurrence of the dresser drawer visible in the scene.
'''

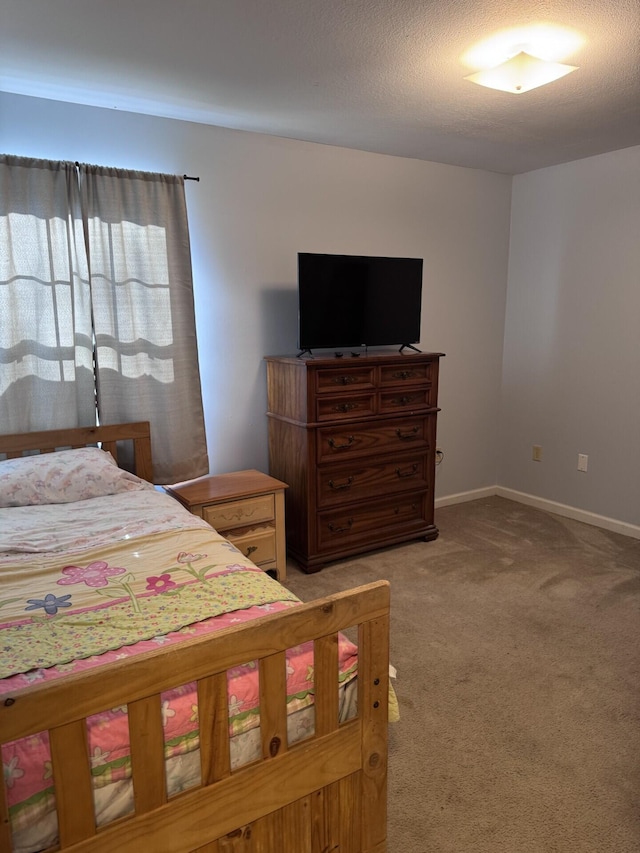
[317,454,427,507]
[224,525,276,565]
[316,393,376,422]
[316,492,428,553]
[315,366,375,393]
[379,386,434,414]
[379,361,433,386]
[203,494,275,531]
[317,416,430,463]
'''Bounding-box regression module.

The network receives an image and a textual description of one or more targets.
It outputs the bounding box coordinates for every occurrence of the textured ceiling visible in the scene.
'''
[2,0,639,174]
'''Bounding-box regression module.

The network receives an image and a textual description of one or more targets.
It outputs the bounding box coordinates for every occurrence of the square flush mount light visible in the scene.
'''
[465,50,578,93]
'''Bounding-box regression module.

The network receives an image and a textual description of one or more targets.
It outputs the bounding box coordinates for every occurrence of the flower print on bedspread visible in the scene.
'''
[145,574,178,594]
[59,561,143,615]
[24,594,72,615]
[57,561,126,588]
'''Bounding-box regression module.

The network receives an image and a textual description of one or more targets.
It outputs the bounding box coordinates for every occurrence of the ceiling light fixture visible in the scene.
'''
[464,50,578,93]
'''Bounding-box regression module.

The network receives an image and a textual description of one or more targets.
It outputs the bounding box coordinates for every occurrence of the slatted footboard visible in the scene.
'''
[0,581,390,853]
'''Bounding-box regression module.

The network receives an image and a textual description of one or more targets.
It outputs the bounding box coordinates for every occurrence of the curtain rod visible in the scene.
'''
[72,161,200,181]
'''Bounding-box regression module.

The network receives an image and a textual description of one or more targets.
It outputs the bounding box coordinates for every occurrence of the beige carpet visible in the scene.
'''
[284,497,640,853]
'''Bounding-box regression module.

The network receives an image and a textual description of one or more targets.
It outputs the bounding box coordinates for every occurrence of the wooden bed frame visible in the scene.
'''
[0,422,390,853]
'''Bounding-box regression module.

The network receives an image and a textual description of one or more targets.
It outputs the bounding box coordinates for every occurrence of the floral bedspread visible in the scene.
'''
[0,494,359,841]
[0,526,299,677]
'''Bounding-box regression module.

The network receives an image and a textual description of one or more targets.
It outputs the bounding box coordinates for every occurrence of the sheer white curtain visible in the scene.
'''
[0,156,96,432]
[80,164,208,482]
[0,155,209,483]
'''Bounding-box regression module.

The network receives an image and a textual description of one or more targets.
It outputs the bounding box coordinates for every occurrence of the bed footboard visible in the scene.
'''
[0,581,390,853]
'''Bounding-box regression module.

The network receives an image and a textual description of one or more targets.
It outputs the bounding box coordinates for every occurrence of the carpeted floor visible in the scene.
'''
[284,496,640,853]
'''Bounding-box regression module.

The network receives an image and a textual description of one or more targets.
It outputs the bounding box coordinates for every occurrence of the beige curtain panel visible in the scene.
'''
[0,154,209,483]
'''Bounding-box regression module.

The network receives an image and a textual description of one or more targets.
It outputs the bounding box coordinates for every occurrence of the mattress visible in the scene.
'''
[0,485,358,853]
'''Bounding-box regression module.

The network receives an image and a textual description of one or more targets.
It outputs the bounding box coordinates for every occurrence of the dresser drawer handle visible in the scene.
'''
[333,402,358,413]
[244,545,258,558]
[395,464,419,479]
[328,518,354,534]
[394,502,419,514]
[396,426,419,440]
[328,476,354,490]
[328,435,356,450]
[332,375,358,385]
[392,370,415,380]
[392,396,414,406]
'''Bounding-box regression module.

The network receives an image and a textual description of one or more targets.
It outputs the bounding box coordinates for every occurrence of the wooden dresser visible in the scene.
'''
[265,351,443,572]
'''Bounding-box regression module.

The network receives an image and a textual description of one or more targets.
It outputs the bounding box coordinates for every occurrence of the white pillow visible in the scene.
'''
[0,446,154,507]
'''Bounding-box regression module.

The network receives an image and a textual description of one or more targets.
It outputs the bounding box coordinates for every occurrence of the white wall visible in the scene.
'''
[500,146,640,527]
[0,92,512,499]
[2,94,637,531]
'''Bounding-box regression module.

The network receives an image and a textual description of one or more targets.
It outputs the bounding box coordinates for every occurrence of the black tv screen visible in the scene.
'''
[297,253,423,352]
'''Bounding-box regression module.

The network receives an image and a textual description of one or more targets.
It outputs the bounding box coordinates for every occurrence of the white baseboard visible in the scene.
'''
[435,486,640,541]
[434,487,497,508]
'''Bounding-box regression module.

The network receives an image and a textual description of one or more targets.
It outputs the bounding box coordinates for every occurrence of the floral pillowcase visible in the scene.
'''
[0,446,154,508]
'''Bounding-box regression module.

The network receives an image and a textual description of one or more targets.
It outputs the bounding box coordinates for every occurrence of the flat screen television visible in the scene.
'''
[297,252,423,353]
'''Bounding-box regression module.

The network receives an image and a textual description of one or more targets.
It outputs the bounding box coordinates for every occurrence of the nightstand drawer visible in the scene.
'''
[165,470,287,581]
[224,525,277,565]
[204,494,275,531]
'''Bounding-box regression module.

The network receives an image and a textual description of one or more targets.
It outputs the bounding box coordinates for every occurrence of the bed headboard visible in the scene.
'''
[0,421,153,482]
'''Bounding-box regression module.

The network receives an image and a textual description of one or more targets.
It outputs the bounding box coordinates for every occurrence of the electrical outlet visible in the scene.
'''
[577,453,588,472]
[532,445,542,462]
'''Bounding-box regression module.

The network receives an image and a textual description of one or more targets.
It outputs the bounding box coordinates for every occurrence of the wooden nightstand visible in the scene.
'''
[165,470,288,581]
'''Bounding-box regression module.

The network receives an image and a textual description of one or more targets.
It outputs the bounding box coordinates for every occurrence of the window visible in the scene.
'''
[0,155,208,483]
